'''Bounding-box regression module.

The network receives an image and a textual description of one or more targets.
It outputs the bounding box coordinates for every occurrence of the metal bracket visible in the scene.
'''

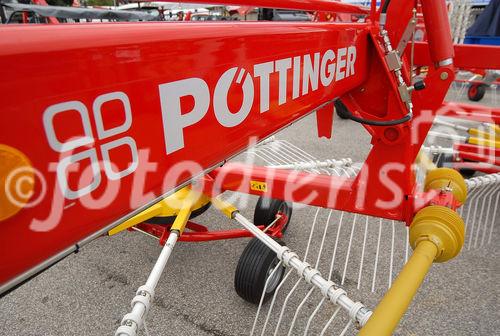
[398,83,411,104]
[396,15,417,57]
[385,50,402,71]
[380,29,413,111]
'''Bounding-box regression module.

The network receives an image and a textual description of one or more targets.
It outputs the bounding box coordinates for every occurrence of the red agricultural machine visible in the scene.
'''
[0,0,499,335]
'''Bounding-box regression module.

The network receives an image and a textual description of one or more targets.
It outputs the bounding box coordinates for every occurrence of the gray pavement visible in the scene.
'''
[0,87,499,336]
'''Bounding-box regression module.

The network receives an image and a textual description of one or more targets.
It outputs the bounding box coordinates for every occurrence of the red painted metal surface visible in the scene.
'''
[134,222,283,243]
[315,102,335,138]
[451,143,500,172]
[205,162,356,212]
[452,162,500,174]
[0,0,471,294]
[0,21,370,288]
[413,42,500,70]
[439,101,500,124]
[458,151,500,167]
[419,0,454,63]
[455,143,500,158]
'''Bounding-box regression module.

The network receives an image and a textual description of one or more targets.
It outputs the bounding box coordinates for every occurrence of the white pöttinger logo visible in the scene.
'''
[43,92,138,200]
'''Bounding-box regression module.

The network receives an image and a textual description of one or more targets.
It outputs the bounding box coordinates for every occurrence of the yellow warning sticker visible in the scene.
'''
[250,181,267,192]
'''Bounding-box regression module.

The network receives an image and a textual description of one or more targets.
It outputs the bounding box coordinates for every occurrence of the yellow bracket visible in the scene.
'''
[170,197,193,234]
[211,197,238,219]
[108,187,208,236]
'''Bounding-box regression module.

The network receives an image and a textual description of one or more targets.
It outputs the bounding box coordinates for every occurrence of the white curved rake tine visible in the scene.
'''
[341,214,358,286]
[272,207,321,336]
[282,140,319,162]
[273,278,303,336]
[319,306,341,336]
[286,287,316,336]
[473,183,497,248]
[388,220,396,288]
[371,218,383,293]
[279,143,317,163]
[468,185,491,249]
[250,260,284,336]
[303,297,327,336]
[405,225,409,264]
[460,174,500,250]
[338,320,353,336]
[357,216,370,290]
[255,208,321,336]
[260,268,295,336]
[487,191,500,245]
[331,211,345,279]
[304,209,351,335]
[477,176,500,247]
[464,188,481,245]
[285,210,334,335]
[258,147,290,165]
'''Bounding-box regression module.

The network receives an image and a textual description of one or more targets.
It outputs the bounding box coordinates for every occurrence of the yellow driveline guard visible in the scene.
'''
[359,206,465,336]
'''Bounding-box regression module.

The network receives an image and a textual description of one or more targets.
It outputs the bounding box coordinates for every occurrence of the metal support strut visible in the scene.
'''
[115,197,194,336]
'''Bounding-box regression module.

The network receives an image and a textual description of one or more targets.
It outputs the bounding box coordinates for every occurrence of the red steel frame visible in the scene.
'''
[451,143,500,174]
[438,101,500,124]
[0,0,498,294]
[133,209,289,244]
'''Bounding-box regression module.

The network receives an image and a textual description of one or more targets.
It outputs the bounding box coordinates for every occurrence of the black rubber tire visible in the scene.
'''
[335,100,350,119]
[234,237,285,304]
[467,83,486,102]
[254,197,292,233]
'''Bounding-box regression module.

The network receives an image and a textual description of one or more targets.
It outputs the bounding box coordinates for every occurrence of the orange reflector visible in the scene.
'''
[0,144,34,221]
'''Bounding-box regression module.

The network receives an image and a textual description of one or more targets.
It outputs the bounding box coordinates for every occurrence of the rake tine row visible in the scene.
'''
[246,137,497,335]
[462,174,500,249]
[245,138,411,335]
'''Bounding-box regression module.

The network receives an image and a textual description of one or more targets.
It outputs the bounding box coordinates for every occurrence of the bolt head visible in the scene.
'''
[440,72,449,80]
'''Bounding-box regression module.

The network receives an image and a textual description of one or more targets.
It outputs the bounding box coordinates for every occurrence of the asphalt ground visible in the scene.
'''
[0,87,498,336]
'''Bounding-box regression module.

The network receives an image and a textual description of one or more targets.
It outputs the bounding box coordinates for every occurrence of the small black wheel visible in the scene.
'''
[335,100,350,119]
[234,238,285,304]
[467,83,486,102]
[254,197,292,233]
